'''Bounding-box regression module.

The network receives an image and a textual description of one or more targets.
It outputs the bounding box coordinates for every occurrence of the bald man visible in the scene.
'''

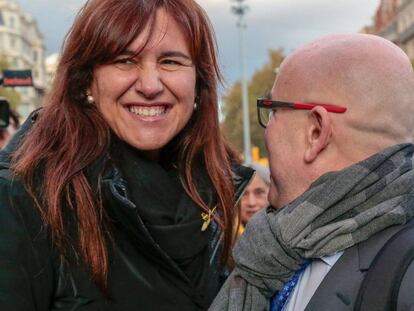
[211,33,414,311]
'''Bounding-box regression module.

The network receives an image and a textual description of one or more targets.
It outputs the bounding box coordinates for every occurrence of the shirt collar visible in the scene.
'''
[320,251,343,267]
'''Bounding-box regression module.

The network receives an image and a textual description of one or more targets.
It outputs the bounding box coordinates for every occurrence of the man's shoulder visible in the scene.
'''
[398,255,414,311]
[305,222,414,311]
[357,221,414,311]
[356,221,411,269]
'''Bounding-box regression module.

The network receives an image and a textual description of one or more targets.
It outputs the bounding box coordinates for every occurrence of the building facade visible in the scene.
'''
[374,0,399,42]
[0,0,46,117]
[367,0,414,60]
[45,52,59,91]
[397,0,414,59]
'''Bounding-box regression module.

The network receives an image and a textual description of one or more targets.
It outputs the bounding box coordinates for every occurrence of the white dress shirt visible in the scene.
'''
[283,252,343,311]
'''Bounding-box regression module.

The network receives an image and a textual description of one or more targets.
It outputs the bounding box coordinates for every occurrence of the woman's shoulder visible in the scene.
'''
[0,141,45,239]
[0,163,54,267]
[0,109,40,201]
[0,167,56,310]
[0,168,43,234]
[0,175,30,204]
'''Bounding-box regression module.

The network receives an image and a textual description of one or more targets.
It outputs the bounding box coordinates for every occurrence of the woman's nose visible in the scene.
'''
[134,64,164,99]
[243,192,256,207]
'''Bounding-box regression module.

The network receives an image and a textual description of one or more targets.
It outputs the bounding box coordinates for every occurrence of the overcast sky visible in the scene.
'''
[17,0,380,89]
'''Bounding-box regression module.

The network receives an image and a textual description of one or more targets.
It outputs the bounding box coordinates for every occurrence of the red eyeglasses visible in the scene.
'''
[257,98,347,128]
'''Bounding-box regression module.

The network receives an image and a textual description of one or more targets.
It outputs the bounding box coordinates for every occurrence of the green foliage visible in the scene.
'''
[221,49,285,157]
[0,56,21,110]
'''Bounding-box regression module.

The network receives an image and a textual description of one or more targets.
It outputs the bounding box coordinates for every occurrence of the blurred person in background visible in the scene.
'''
[0,108,19,149]
[238,162,270,234]
[0,0,254,310]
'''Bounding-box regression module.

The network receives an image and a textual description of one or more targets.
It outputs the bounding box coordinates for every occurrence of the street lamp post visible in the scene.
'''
[231,0,251,164]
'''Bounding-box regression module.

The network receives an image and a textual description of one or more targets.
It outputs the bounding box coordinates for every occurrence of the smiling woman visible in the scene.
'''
[91,8,197,158]
[0,0,254,310]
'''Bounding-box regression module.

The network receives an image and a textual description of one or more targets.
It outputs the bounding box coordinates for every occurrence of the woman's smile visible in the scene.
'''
[124,102,171,120]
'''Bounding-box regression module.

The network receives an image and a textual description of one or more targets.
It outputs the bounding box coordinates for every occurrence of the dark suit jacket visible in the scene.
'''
[304,222,414,311]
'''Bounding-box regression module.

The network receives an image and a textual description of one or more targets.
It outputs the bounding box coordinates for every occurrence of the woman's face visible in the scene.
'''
[240,174,269,225]
[91,8,196,160]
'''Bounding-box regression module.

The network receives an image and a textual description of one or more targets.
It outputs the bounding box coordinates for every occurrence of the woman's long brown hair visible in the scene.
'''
[11,0,238,291]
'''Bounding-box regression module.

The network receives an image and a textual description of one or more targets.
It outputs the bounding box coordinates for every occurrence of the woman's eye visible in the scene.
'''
[160,59,183,71]
[113,58,136,70]
[116,58,134,64]
[254,189,267,197]
[162,59,181,65]
[160,57,193,71]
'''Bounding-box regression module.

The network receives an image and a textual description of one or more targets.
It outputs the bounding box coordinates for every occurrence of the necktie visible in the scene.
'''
[270,260,310,311]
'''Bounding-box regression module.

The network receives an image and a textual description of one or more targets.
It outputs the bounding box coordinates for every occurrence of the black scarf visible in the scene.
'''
[113,141,213,308]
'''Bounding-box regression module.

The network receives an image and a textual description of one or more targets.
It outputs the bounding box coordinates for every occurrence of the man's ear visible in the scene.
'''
[304,106,332,163]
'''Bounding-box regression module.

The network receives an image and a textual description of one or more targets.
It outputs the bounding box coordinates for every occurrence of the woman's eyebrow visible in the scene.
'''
[116,50,192,61]
[160,51,192,60]
[118,49,137,57]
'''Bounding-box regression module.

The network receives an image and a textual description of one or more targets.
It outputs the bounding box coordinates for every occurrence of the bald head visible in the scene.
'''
[273,33,414,158]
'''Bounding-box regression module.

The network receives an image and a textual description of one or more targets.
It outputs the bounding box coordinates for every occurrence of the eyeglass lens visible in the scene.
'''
[258,107,272,127]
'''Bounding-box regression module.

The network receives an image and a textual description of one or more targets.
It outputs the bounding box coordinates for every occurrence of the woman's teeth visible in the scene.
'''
[128,106,166,117]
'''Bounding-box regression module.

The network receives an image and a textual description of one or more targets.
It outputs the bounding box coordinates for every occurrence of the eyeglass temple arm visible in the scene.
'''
[258,100,292,108]
[293,102,347,113]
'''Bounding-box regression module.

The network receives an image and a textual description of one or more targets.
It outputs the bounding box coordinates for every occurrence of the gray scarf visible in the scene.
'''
[210,144,414,311]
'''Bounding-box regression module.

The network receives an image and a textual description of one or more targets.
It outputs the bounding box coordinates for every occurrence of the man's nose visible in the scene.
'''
[134,64,164,99]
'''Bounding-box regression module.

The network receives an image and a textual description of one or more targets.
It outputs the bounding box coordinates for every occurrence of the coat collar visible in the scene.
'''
[231,163,255,203]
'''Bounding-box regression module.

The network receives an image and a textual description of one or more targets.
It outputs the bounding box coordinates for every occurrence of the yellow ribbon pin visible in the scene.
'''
[201,206,217,231]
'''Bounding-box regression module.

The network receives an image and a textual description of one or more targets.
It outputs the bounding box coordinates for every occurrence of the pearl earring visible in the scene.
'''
[86,93,95,104]
[194,96,200,110]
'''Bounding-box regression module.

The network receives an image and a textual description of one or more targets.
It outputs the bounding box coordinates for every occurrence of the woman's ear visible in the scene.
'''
[304,106,333,163]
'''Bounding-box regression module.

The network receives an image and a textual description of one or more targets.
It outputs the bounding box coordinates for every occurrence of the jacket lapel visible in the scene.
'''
[304,224,405,311]
[304,246,363,311]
